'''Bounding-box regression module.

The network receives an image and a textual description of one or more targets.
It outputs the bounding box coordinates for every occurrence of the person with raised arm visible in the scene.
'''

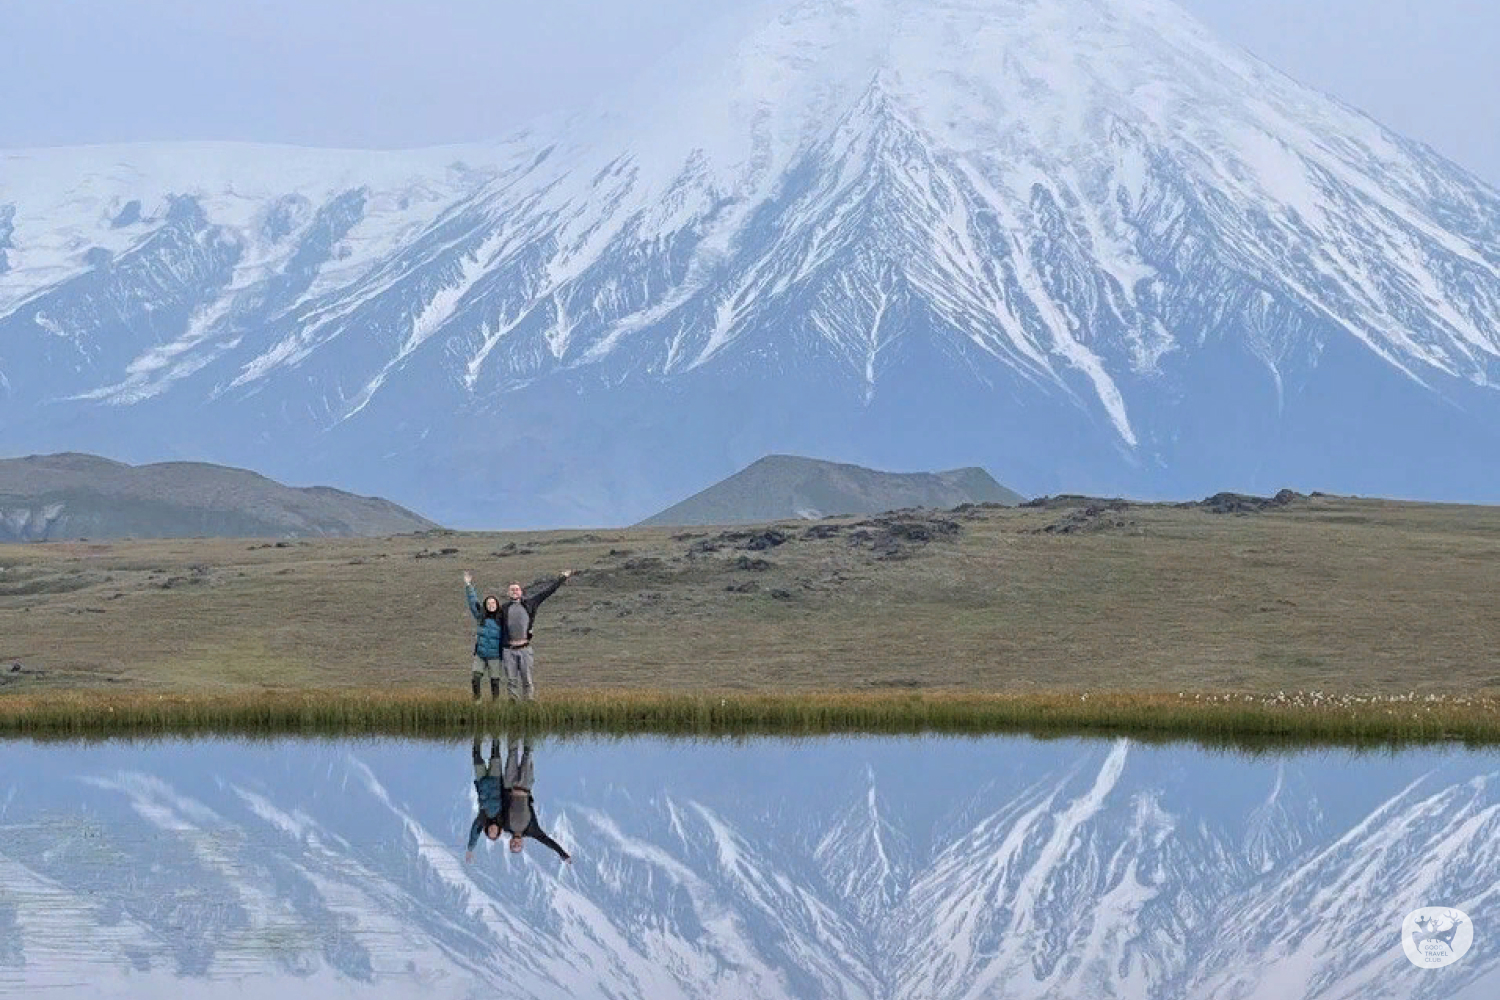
[463,571,505,702]
[496,571,573,701]
[465,734,505,861]
[501,736,572,863]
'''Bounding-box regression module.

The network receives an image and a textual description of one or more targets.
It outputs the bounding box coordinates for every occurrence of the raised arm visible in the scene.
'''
[529,826,572,863]
[464,573,482,621]
[466,814,483,855]
[525,803,572,862]
[526,571,572,611]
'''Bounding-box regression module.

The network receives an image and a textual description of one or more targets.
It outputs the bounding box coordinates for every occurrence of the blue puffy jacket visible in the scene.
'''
[467,774,505,850]
[467,585,504,659]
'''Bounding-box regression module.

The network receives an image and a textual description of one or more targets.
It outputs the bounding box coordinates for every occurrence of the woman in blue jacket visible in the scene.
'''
[464,571,504,701]
[465,734,505,860]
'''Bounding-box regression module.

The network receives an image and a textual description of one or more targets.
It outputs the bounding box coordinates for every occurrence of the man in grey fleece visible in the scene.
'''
[498,571,573,701]
[502,737,572,863]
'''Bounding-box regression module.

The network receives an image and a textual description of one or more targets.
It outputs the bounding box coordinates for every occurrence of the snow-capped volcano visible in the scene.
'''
[3,0,1499,526]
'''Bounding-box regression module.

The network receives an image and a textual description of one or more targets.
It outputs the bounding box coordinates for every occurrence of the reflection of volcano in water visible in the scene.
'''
[1,737,1497,998]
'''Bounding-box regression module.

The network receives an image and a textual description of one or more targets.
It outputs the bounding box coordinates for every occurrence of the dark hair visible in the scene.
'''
[482,594,501,617]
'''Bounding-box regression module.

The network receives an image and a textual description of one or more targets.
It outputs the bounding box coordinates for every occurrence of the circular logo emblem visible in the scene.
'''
[1402,908,1473,968]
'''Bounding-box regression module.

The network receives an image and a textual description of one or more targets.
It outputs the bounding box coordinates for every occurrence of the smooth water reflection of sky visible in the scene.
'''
[0,735,1495,998]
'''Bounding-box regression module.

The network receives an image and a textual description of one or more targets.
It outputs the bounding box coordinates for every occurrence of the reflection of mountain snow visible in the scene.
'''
[0,737,1497,998]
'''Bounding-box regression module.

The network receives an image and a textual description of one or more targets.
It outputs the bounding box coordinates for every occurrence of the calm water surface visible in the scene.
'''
[0,735,1495,998]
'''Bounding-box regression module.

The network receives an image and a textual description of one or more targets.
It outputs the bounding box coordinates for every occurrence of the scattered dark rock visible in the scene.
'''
[882,519,958,543]
[1042,500,1133,535]
[607,548,633,557]
[413,547,460,560]
[743,530,788,551]
[802,524,844,540]
[733,556,773,572]
[725,581,760,593]
[690,528,790,555]
[671,532,705,541]
[1020,494,1113,509]
[843,514,961,558]
[8,663,20,673]
[273,542,292,549]
[769,588,795,601]
[1179,489,1304,515]
[621,557,666,573]
[490,543,536,557]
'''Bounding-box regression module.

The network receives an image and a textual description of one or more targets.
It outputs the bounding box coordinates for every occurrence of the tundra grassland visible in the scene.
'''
[1,495,1496,742]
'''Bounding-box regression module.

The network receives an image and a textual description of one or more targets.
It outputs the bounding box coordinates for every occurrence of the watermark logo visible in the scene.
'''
[1402,907,1473,969]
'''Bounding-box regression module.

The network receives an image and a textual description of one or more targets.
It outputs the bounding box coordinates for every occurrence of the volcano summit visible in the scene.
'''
[2,0,1498,526]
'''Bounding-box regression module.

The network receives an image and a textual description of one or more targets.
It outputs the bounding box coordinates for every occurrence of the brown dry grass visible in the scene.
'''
[0,495,1496,700]
[3,688,1498,747]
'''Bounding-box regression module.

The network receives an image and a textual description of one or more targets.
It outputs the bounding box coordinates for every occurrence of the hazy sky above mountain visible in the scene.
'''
[4,0,1496,184]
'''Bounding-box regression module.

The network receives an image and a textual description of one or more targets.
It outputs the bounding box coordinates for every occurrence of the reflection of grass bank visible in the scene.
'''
[4,688,1500,747]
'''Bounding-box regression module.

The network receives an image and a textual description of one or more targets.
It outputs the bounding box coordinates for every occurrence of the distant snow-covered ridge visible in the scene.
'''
[2,0,1499,527]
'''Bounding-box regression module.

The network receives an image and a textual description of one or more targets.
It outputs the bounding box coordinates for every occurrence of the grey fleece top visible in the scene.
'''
[505,602,531,645]
[502,791,569,860]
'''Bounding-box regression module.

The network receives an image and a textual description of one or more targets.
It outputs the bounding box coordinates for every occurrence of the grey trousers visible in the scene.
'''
[471,655,501,679]
[504,739,534,789]
[502,646,535,701]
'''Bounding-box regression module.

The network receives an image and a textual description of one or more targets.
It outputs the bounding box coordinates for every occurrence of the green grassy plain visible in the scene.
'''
[1,494,1497,741]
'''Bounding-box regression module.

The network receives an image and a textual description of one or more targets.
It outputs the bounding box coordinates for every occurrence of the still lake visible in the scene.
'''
[0,735,1494,998]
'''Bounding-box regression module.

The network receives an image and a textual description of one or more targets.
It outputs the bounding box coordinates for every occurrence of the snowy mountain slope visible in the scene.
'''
[1,738,1497,998]
[3,0,1499,526]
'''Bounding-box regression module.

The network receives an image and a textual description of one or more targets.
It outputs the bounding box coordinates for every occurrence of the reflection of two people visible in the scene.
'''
[466,735,573,865]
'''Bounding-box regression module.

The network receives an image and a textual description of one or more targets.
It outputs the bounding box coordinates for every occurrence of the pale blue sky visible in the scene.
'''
[3,0,1496,184]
